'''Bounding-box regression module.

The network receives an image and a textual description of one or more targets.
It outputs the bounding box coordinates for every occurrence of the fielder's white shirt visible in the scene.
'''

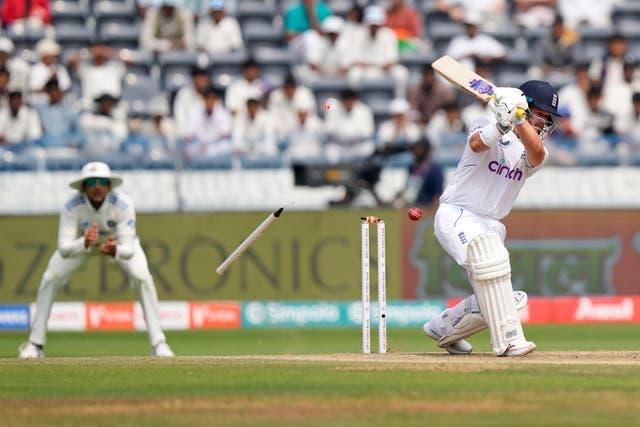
[58,191,136,261]
[440,116,548,220]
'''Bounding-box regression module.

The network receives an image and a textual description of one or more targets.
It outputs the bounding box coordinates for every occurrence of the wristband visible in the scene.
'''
[479,123,505,148]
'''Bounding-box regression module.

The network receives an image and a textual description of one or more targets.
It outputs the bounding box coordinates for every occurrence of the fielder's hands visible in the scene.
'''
[84,223,99,248]
[488,87,529,133]
[99,236,117,257]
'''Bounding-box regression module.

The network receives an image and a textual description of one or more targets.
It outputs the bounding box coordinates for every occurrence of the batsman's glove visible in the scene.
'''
[488,87,529,133]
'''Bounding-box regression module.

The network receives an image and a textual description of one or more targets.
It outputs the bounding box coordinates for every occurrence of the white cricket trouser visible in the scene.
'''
[434,203,506,269]
[29,239,166,347]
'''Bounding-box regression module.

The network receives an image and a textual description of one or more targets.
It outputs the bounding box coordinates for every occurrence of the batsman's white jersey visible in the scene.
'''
[436,116,548,267]
[440,116,548,220]
[29,190,167,347]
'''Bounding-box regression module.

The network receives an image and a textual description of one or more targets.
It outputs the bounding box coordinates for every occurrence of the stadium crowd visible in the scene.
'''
[1,0,640,176]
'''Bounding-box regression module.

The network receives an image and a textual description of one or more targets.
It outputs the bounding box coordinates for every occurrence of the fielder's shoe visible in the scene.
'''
[18,341,45,359]
[152,342,175,357]
[422,324,473,355]
[502,341,537,357]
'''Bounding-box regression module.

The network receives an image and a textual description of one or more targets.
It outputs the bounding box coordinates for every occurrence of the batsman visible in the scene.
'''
[423,80,561,356]
[19,162,175,358]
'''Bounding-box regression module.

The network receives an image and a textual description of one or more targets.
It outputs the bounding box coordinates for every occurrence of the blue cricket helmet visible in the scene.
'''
[519,80,562,116]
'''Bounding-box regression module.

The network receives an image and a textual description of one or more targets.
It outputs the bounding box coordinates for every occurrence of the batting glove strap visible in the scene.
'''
[479,123,504,147]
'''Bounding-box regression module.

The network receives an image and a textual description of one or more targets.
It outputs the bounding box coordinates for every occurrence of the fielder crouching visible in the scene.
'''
[19,162,175,358]
[423,80,561,357]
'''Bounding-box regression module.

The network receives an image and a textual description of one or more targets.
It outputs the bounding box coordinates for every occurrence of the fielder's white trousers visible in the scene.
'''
[29,239,167,347]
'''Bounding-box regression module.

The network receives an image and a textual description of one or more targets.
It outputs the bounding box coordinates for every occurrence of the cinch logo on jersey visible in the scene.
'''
[488,161,523,181]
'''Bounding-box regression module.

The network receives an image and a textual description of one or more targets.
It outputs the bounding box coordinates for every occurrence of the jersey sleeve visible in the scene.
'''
[112,194,136,261]
[57,203,90,258]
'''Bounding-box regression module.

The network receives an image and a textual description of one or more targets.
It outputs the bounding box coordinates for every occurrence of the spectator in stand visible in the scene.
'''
[557,0,618,30]
[436,0,507,29]
[578,85,619,155]
[195,0,243,55]
[123,95,176,160]
[294,15,350,84]
[445,10,507,72]
[323,88,375,162]
[184,86,233,158]
[67,39,130,109]
[408,64,455,126]
[546,105,579,165]
[284,0,331,42]
[79,93,128,156]
[174,66,209,137]
[284,0,332,62]
[0,88,42,149]
[0,67,9,109]
[384,0,425,53]
[377,98,421,150]
[341,3,364,42]
[267,73,316,146]
[425,101,467,150]
[558,62,592,135]
[34,78,81,153]
[0,37,31,92]
[589,34,639,123]
[232,98,278,158]
[394,138,443,208]
[1,0,51,30]
[348,5,409,98]
[529,15,579,81]
[513,0,558,30]
[30,38,71,104]
[224,57,270,115]
[140,0,195,53]
[282,95,325,162]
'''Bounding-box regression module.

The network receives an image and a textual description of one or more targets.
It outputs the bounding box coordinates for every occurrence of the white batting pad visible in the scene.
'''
[437,291,528,348]
[467,233,524,355]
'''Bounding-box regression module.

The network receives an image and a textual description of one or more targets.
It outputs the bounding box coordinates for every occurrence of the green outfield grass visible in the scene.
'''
[2,325,640,427]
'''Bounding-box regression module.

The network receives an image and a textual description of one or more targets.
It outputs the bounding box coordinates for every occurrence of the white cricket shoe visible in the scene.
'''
[502,341,536,357]
[423,324,473,355]
[152,342,175,357]
[18,341,45,359]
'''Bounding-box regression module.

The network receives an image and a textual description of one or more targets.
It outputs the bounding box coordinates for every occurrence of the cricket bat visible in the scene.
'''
[431,55,526,117]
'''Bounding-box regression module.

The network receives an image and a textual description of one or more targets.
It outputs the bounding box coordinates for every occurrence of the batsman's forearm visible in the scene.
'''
[516,122,545,166]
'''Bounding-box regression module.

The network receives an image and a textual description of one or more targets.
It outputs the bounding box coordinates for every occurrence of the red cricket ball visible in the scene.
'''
[407,207,422,221]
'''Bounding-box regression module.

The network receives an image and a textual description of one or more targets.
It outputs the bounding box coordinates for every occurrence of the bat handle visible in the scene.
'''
[516,108,527,119]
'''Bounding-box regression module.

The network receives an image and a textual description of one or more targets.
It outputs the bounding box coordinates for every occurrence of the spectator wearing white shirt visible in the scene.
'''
[557,0,620,30]
[348,5,409,98]
[283,95,325,162]
[0,37,30,92]
[184,86,233,158]
[67,40,129,109]
[30,38,71,104]
[294,15,350,85]
[224,57,270,115]
[267,73,316,146]
[173,66,209,137]
[445,11,507,73]
[324,88,375,162]
[436,0,507,29]
[79,93,128,156]
[232,98,278,158]
[196,0,243,55]
[377,98,421,149]
[426,101,467,151]
[0,88,42,148]
[558,62,592,137]
[140,0,195,52]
